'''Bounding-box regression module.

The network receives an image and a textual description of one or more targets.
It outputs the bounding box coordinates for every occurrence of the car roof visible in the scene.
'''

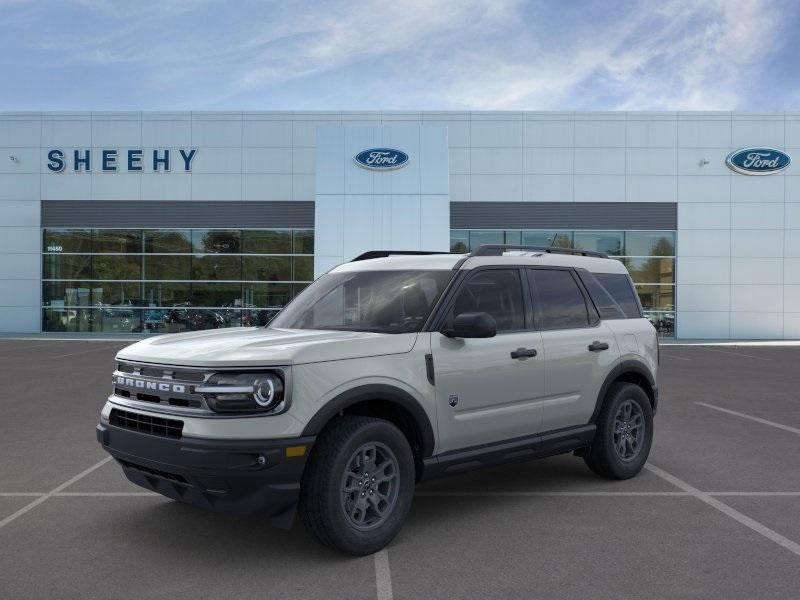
[330,251,630,275]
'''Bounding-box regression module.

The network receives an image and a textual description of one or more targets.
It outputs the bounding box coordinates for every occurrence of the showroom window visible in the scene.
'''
[450,229,676,337]
[41,228,314,334]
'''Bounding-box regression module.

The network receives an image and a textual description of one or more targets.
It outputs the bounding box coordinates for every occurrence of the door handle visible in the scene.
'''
[510,347,538,359]
[588,341,610,352]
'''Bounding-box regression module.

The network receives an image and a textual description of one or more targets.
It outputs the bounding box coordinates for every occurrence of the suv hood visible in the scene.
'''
[115,327,418,368]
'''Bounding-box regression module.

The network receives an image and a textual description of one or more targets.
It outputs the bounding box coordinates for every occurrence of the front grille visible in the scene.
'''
[109,408,183,439]
[113,361,210,413]
[117,362,205,382]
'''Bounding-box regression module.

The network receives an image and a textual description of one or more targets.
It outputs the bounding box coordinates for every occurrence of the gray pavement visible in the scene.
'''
[1,340,799,599]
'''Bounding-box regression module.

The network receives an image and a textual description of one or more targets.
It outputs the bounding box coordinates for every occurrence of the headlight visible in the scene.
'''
[196,372,285,414]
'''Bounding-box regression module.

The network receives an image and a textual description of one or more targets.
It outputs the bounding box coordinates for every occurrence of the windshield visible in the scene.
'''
[270,270,454,333]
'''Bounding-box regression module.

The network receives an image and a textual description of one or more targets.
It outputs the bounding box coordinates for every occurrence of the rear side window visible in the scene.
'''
[577,271,626,319]
[529,269,590,329]
[593,273,642,318]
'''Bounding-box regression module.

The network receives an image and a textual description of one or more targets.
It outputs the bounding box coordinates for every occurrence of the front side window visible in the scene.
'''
[447,269,525,332]
[530,269,590,329]
[271,270,454,334]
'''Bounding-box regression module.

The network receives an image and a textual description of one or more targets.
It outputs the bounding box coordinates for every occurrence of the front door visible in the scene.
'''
[432,268,546,454]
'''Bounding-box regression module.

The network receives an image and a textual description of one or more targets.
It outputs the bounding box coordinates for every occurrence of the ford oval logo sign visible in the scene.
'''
[354,148,409,170]
[726,147,790,175]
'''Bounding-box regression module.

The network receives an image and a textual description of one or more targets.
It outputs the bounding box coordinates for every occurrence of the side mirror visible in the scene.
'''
[442,312,497,339]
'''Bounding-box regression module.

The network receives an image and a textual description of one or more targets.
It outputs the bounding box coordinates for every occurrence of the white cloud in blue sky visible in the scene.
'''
[1,0,798,110]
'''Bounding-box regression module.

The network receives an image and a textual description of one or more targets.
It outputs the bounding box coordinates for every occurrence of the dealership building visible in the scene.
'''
[0,110,798,339]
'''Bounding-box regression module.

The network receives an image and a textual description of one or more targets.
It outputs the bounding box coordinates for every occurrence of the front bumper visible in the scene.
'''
[97,422,315,528]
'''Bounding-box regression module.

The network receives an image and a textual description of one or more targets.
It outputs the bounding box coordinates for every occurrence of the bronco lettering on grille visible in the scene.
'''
[114,376,186,394]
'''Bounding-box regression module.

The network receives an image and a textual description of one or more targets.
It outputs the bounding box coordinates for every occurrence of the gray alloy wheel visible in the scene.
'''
[340,441,400,531]
[612,398,645,462]
[583,382,653,480]
[298,415,415,555]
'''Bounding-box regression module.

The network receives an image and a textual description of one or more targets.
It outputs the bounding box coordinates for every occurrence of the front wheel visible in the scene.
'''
[298,416,415,556]
[584,382,653,479]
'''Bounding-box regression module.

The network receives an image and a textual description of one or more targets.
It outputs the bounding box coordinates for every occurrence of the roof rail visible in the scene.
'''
[350,250,453,262]
[470,244,608,259]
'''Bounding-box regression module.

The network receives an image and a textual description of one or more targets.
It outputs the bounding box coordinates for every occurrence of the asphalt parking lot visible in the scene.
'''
[1,339,800,599]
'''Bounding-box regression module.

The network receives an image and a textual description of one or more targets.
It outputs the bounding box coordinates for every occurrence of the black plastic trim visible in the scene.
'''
[471,244,608,259]
[97,422,314,527]
[424,354,435,386]
[351,250,452,262]
[301,384,436,458]
[590,359,657,422]
[421,424,596,480]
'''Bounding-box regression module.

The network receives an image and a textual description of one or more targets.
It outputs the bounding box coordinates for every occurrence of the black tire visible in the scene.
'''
[584,382,653,479]
[298,416,415,556]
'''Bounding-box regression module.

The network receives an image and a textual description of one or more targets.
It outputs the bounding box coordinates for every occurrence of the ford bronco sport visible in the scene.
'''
[97,245,659,555]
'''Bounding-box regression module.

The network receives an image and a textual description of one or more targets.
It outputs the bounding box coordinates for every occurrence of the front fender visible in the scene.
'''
[300,382,436,457]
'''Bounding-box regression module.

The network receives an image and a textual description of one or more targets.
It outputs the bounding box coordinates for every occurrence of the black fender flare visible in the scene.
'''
[590,360,656,422]
[301,384,436,458]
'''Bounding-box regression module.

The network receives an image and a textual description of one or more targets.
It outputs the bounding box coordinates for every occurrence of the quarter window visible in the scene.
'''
[594,273,642,318]
[530,269,590,329]
[577,271,626,320]
[448,269,525,332]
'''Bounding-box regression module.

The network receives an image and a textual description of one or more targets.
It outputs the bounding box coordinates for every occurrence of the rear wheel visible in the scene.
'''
[584,382,653,479]
[299,416,415,555]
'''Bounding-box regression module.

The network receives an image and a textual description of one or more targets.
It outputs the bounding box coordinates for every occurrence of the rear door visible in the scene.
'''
[431,267,546,454]
[528,268,619,432]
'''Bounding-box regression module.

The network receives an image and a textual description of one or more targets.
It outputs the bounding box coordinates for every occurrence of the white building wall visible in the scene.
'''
[433,110,800,340]
[314,123,449,275]
[0,110,798,338]
[0,113,41,332]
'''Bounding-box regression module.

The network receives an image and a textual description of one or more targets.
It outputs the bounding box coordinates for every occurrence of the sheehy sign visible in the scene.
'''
[46,149,197,172]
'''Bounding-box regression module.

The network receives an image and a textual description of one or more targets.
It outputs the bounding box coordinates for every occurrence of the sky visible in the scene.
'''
[1,0,799,111]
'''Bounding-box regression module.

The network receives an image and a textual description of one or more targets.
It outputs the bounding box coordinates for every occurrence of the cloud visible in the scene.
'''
[235,1,520,89]
[0,0,796,110]
[429,0,790,110]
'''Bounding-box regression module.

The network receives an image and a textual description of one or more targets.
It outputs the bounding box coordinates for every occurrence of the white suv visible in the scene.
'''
[97,245,659,555]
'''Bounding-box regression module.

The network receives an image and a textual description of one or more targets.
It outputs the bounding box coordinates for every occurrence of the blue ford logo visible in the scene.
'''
[354,148,409,170]
[726,147,790,175]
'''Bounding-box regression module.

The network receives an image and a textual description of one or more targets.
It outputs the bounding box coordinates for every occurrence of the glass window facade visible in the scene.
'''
[450,229,676,337]
[42,228,314,334]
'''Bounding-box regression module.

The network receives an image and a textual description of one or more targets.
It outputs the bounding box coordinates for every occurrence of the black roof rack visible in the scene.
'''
[350,250,453,262]
[470,244,608,259]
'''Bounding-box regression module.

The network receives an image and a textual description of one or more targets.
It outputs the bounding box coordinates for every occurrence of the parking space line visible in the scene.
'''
[5,490,799,498]
[374,549,393,600]
[696,402,800,436]
[48,344,125,359]
[416,491,691,497]
[646,463,800,558]
[707,492,800,496]
[0,457,112,531]
[3,490,800,498]
[53,492,158,497]
[696,347,772,361]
